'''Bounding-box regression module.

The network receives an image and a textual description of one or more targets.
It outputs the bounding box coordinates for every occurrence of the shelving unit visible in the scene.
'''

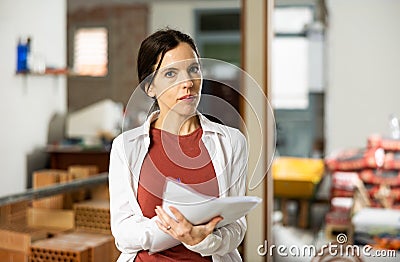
[0,173,108,206]
[15,68,69,76]
[0,172,118,261]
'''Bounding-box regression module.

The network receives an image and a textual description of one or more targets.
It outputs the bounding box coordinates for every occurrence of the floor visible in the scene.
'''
[272,223,400,261]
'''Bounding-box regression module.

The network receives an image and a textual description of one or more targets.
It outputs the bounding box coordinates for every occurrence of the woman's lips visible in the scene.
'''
[178,94,197,100]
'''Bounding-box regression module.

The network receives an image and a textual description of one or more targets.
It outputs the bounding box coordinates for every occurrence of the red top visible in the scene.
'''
[135,126,219,262]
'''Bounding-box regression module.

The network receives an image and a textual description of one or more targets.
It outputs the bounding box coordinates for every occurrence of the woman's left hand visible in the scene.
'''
[155,205,223,246]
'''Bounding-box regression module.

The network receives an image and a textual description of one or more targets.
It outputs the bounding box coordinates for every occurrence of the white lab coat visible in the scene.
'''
[108,111,248,262]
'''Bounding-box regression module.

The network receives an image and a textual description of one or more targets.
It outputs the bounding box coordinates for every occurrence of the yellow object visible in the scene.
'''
[273,157,325,199]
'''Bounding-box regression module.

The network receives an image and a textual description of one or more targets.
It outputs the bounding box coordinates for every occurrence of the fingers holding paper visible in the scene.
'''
[155,205,223,246]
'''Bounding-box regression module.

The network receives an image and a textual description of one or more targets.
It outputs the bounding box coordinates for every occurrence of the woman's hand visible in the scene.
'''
[155,205,223,246]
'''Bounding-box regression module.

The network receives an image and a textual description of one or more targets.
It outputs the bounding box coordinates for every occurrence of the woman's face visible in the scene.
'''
[147,42,202,117]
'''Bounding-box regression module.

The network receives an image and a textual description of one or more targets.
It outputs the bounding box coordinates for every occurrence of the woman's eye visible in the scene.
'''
[189,66,200,74]
[165,71,176,78]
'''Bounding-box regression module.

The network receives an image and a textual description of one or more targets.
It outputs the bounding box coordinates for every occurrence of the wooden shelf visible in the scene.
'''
[16,68,69,76]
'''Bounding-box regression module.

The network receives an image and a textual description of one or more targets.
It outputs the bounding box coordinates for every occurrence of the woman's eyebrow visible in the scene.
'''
[159,62,199,73]
[189,62,200,67]
[160,67,179,73]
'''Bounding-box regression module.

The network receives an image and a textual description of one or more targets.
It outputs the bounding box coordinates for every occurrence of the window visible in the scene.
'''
[272,4,326,158]
[199,12,240,32]
[272,37,309,109]
[272,6,315,109]
[195,9,241,67]
[73,27,108,77]
[274,6,314,35]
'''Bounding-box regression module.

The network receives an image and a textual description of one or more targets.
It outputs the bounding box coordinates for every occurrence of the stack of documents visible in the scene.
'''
[149,178,262,253]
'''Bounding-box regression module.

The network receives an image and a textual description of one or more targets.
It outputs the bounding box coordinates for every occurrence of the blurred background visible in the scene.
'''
[0,0,400,261]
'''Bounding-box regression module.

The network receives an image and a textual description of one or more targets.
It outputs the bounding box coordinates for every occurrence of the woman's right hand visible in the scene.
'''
[155,205,223,246]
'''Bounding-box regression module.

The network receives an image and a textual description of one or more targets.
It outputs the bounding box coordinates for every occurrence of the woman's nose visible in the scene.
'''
[183,79,194,88]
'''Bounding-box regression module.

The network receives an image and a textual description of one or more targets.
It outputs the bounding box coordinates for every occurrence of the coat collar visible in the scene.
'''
[124,110,226,142]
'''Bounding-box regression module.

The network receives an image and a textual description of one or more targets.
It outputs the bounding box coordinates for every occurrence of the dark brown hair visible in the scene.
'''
[137,28,199,92]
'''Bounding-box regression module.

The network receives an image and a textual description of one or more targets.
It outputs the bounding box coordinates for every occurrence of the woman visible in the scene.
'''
[109,29,248,262]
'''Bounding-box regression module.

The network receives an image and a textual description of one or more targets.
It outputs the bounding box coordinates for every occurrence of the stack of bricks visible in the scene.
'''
[73,200,111,234]
[32,170,70,209]
[0,201,29,225]
[31,165,99,209]
[0,165,119,261]
[30,231,119,262]
[68,165,98,179]
[0,224,49,262]
[67,165,99,208]
[70,172,120,260]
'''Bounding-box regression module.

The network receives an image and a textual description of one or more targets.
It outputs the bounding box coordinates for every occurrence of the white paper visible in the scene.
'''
[149,178,262,253]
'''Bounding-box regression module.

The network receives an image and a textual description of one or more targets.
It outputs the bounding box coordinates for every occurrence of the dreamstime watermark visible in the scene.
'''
[257,233,397,258]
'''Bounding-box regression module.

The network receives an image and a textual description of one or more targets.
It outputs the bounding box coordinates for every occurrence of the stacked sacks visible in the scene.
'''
[325,133,400,248]
[323,171,360,242]
[323,146,384,242]
[324,143,400,209]
[365,134,400,208]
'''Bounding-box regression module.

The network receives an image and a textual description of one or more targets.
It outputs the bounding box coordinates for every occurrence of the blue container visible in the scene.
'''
[17,40,29,72]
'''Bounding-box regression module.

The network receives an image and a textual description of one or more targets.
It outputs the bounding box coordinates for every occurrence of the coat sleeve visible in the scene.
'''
[183,129,248,257]
[109,135,155,254]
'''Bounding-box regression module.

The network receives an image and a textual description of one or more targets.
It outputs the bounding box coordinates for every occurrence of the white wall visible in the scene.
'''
[326,0,400,153]
[149,0,240,37]
[0,0,67,196]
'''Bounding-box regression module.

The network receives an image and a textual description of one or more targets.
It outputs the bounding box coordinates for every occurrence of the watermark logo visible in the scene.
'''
[257,233,397,258]
[336,233,347,244]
